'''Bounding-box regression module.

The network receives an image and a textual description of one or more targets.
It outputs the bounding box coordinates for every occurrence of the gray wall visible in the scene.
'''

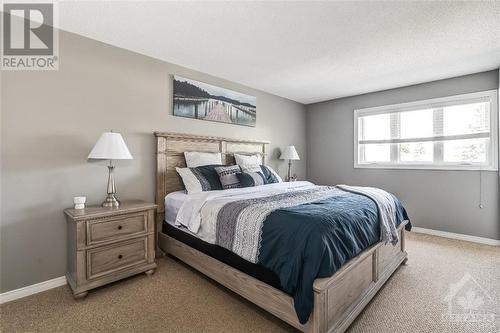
[307,70,499,240]
[0,31,307,293]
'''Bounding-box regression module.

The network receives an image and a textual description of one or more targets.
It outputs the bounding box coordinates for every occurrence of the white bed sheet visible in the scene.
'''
[165,182,317,243]
[176,181,316,244]
[164,190,189,225]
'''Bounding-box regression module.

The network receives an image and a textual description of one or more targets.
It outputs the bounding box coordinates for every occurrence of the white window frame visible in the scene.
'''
[354,90,498,171]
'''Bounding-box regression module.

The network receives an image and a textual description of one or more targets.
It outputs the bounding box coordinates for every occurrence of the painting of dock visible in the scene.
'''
[173,76,256,127]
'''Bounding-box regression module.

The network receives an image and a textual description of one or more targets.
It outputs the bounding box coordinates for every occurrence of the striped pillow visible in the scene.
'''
[237,171,266,187]
[240,164,281,184]
[215,165,242,189]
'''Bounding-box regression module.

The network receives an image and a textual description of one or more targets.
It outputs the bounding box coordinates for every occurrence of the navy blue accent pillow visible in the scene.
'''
[190,164,223,191]
[259,165,279,184]
[237,171,266,187]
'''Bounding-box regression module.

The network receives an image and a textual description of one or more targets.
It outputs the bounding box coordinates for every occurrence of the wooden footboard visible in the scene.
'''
[158,221,408,333]
[311,221,408,332]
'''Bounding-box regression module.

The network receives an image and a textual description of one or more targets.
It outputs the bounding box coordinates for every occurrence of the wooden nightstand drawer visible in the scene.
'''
[87,237,148,280]
[86,212,148,246]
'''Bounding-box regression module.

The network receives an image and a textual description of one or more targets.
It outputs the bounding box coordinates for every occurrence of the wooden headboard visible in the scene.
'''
[154,132,269,223]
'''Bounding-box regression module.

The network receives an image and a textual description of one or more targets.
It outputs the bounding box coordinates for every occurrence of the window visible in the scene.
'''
[354,90,498,170]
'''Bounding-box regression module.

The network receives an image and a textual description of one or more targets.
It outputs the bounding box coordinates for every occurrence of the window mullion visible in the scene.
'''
[359,117,365,163]
[433,108,443,164]
[390,113,400,163]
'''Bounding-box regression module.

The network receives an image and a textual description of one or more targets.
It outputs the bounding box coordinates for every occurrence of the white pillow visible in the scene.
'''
[184,152,222,168]
[176,167,203,194]
[234,153,262,166]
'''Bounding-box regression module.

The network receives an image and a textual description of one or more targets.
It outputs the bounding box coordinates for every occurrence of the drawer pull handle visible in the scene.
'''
[117,225,123,230]
[118,254,123,259]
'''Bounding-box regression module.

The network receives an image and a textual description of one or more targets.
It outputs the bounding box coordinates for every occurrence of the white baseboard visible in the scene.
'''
[411,227,500,246]
[0,276,67,304]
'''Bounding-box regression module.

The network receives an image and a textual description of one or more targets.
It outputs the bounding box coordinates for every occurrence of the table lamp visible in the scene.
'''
[280,145,300,182]
[88,131,133,207]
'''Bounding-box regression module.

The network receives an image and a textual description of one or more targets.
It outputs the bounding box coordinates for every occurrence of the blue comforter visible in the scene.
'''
[257,192,410,324]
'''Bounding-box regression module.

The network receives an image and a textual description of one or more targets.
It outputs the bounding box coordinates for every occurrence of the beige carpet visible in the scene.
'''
[1,233,499,333]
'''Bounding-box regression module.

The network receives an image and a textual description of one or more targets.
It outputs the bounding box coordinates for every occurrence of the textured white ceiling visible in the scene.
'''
[56,1,500,104]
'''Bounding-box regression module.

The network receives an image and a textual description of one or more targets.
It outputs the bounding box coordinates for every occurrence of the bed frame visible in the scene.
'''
[154,132,408,333]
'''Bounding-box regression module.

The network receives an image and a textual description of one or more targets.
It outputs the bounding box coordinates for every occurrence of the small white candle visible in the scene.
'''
[74,196,86,209]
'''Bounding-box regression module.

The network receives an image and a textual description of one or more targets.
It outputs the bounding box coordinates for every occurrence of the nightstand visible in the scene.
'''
[64,200,157,298]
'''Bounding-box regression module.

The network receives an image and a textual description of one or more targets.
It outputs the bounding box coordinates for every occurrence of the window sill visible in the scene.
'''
[354,163,498,171]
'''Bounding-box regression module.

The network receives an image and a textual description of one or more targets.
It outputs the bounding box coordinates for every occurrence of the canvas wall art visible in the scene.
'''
[173,76,257,127]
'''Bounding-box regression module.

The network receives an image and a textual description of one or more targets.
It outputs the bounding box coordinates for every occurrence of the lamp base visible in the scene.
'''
[286,160,292,182]
[101,194,120,208]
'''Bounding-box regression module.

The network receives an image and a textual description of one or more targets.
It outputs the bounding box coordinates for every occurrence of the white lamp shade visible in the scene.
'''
[88,132,133,160]
[280,145,300,160]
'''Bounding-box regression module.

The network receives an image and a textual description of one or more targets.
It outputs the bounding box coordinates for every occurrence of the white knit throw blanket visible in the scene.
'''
[337,185,399,245]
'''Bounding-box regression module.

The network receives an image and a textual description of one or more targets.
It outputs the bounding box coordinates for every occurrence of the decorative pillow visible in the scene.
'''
[184,152,222,168]
[240,164,282,184]
[234,153,261,166]
[214,165,241,190]
[265,165,283,183]
[176,164,223,194]
[237,172,266,187]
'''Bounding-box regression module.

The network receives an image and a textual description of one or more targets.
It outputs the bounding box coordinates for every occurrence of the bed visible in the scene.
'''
[155,132,410,333]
